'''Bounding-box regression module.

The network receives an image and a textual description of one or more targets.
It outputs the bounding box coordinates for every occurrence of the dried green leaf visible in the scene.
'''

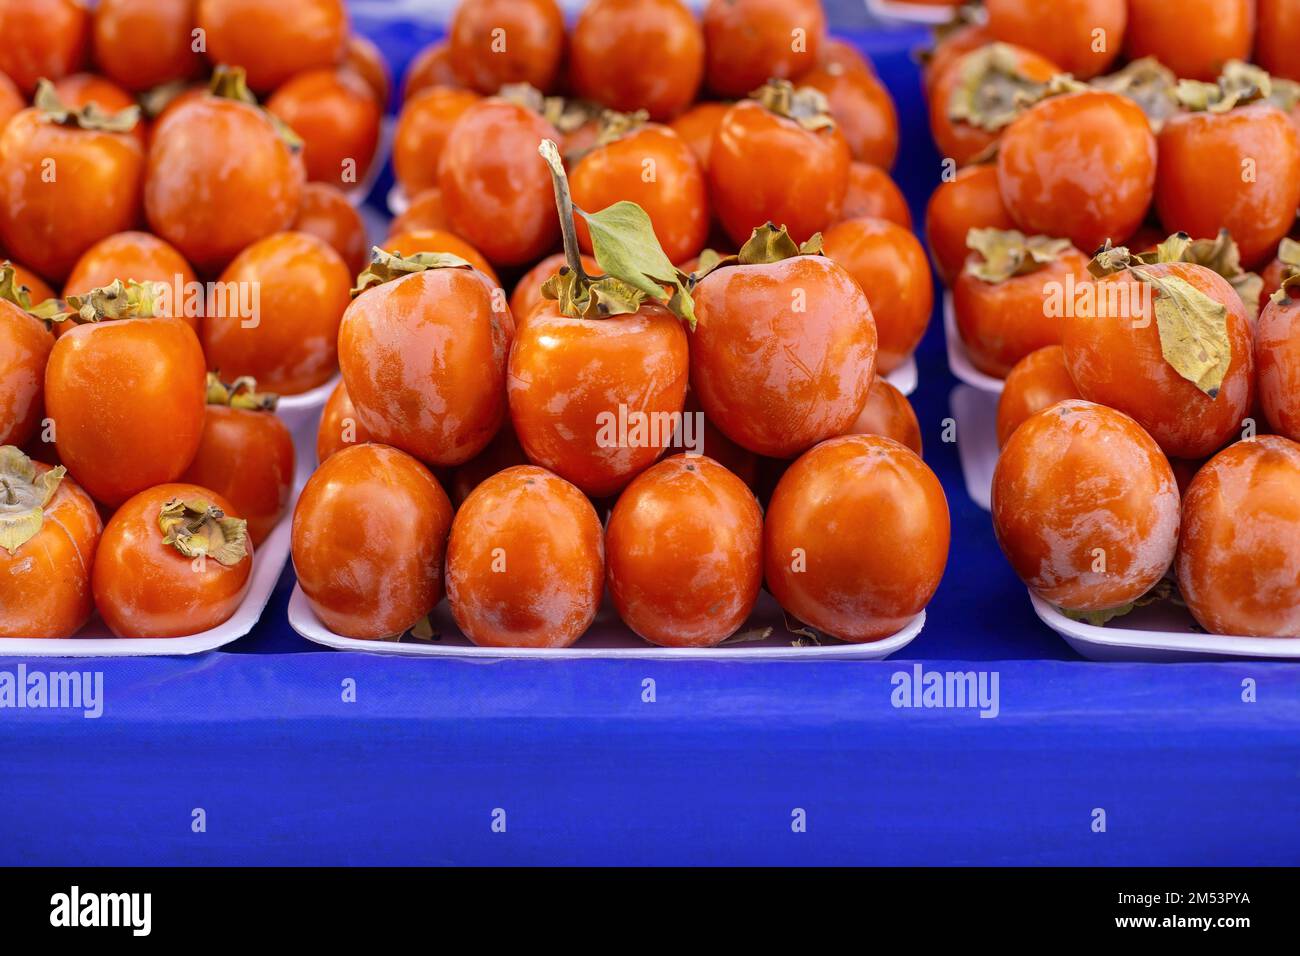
[965,228,1073,283]
[577,200,695,327]
[353,247,474,297]
[1060,578,1174,626]
[1137,271,1233,397]
[0,446,64,555]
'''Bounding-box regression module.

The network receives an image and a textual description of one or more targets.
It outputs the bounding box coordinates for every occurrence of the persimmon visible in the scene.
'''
[292,182,369,276]
[438,96,561,266]
[393,86,481,199]
[92,0,202,93]
[448,0,565,95]
[196,0,347,93]
[339,250,511,467]
[702,0,825,98]
[1064,239,1257,458]
[607,454,762,647]
[0,269,55,449]
[448,422,529,508]
[0,447,101,638]
[996,346,1081,448]
[315,379,372,464]
[798,63,898,169]
[1258,0,1300,82]
[510,251,599,324]
[382,228,501,289]
[925,163,1014,285]
[842,162,911,228]
[181,375,294,545]
[952,229,1090,378]
[849,376,922,455]
[344,34,391,107]
[402,41,460,100]
[984,0,1125,80]
[267,68,381,189]
[992,400,1180,612]
[1257,273,1300,441]
[928,43,1059,168]
[669,101,729,170]
[510,142,691,496]
[51,73,146,145]
[145,69,304,275]
[45,281,206,506]
[0,71,22,128]
[823,217,932,374]
[821,38,874,77]
[998,89,1156,252]
[709,81,851,246]
[684,389,760,488]
[0,0,88,95]
[571,115,709,265]
[445,465,604,649]
[570,0,704,121]
[1125,0,1252,82]
[203,231,350,396]
[692,224,877,458]
[391,188,452,236]
[1155,78,1300,269]
[64,231,199,330]
[93,483,253,638]
[922,18,992,97]
[765,434,949,642]
[1261,238,1300,303]
[0,83,143,282]
[1176,436,1300,637]
[6,264,55,309]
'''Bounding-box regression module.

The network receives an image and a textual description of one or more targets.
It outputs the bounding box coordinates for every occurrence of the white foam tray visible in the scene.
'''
[289,585,925,660]
[277,374,339,435]
[1029,592,1300,662]
[943,292,1006,394]
[884,355,917,397]
[866,0,964,25]
[950,384,998,511]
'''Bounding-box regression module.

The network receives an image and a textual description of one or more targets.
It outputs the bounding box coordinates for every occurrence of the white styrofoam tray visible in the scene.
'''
[884,355,918,397]
[950,383,998,511]
[866,0,965,25]
[943,292,1005,394]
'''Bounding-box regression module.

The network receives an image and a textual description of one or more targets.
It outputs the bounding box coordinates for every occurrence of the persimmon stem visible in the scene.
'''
[538,139,594,285]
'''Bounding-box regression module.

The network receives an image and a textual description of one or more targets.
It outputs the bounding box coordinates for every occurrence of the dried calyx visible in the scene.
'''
[158,497,249,567]
[1273,238,1300,304]
[964,228,1073,283]
[0,445,64,555]
[688,222,823,286]
[1089,237,1235,398]
[1175,61,1275,113]
[947,44,1083,133]
[1141,230,1263,319]
[351,247,474,296]
[34,78,140,134]
[138,79,192,119]
[1061,578,1175,627]
[751,78,835,132]
[537,138,695,327]
[0,263,50,314]
[33,279,161,327]
[1091,58,1179,131]
[593,108,649,148]
[206,372,279,412]
[209,65,303,151]
[499,82,603,147]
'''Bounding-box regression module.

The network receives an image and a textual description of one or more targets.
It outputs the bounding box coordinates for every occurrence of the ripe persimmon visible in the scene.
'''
[292,182,370,277]
[267,68,381,189]
[702,0,825,98]
[669,101,729,170]
[1257,275,1300,441]
[798,63,898,169]
[842,162,911,228]
[51,73,147,145]
[448,0,565,95]
[315,379,372,464]
[64,231,199,330]
[984,0,1126,80]
[390,188,452,236]
[1125,0,1253,82]
[344,34,391,107]
[382,228,501,289]
[393,86,479,199]
[196,0,347,93]
[996,346,1081,448]
[447,422,529,508]
[0,0,88,95]
[402,41,460,100]
[924,163,1015,285]
[92,0,202,93]
[1258,0,1300,81]
[849,376,922,455]
[0,268,55,448]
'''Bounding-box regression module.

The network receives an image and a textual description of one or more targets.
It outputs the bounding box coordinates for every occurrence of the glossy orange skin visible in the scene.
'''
[0,71,22,128]
[683,389,760,488]
[203,232,351,396]
[0,303,55,448]
[267,68,381,189]
[402,41,460,100]
[0,109,143,282]
[924,163,1015,286]
[339,268,511,467]
[710,100,851,246]
[509,252,598,324]
[63,231,199,330]
[92,0,202,92]
[692,255,877,458]
[821,38,874,77]
[344,34,391,107]
[0,0,88,95]
[1156,105,1300,270]
[922,21,992,97]
[998,90,1156,253]
[702,0,825,98]
[571,124,709,265]
[799,65,898,169]
[823,217,932,374]
[669,102,729,170]
[293,444,452,639]
[571,0,704,121]
[438,99,561,266]
[1126,0,1252,81]
[446,465,604,648]
[315,379,373,463]
[145,96,303,275]
[196,0,347,93]
[1063,263,1256,458]
[46,317,205,506]
[607,454,762,647]
[0,462,100,638]
[985,0,1126,79]
[765,434,949,642]
[1176,436,1300,636]
[996,346,1081,448]
[181,405,295,545]
[393,87,482,199]
[954,245,1090,378]
[293,182,369,276]
[391,188,452,236]
[928,45,1059,168]
[1257,293,1300,441]
[509,302,689,496]
[842,162,911,228]
[448,0,565,95]
[1258,0,1300,81]
[93,483,253,638]
[381,228,501,290]
[849,375,922,455]
[993,400,1180,611]
[448,421,529,508]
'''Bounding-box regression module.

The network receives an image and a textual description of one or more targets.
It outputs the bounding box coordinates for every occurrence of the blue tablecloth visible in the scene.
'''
[2,14,1298,867]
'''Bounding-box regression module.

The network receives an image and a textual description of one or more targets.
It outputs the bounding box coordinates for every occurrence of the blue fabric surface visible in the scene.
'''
[1,17,1298,867]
